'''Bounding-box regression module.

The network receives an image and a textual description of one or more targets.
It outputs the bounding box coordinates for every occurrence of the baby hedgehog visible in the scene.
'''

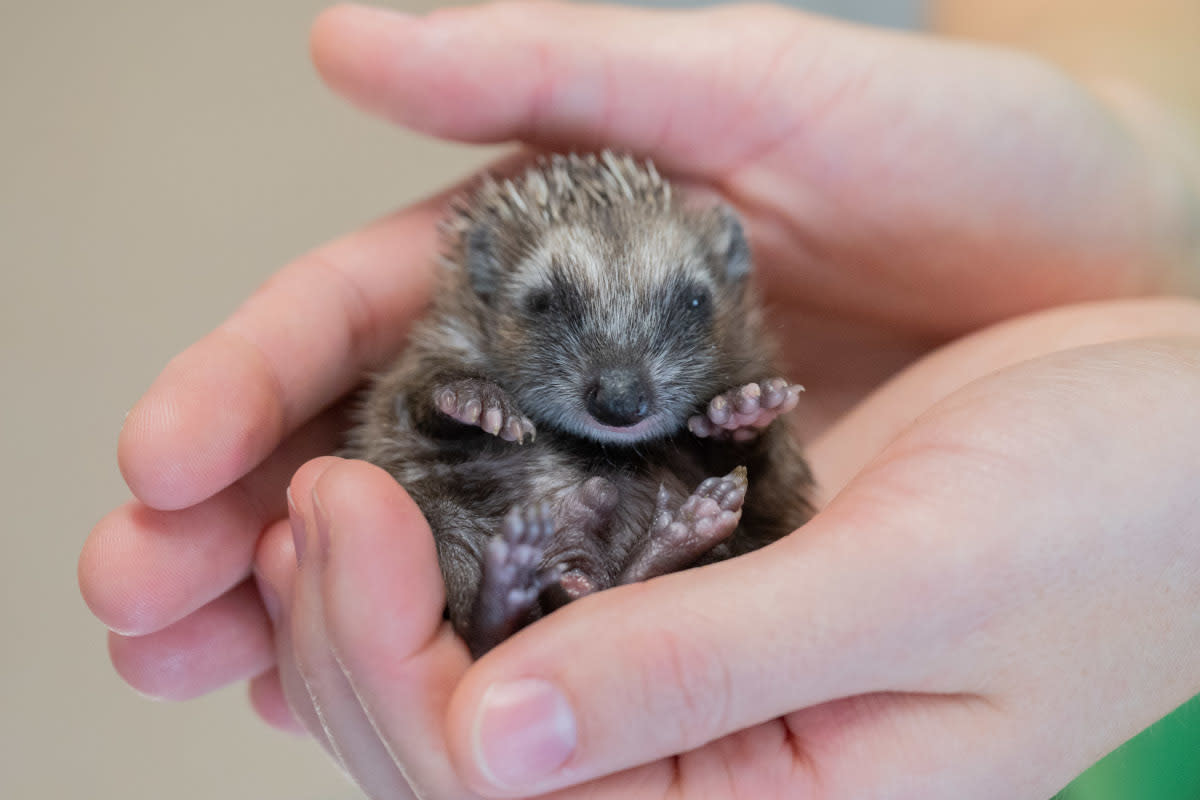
[345,152,813,657]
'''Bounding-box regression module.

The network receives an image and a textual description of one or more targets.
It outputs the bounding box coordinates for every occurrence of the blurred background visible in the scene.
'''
[1,1,1194,798]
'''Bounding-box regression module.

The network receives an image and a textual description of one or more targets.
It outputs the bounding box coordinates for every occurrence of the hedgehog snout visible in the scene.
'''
[584,367,653,427]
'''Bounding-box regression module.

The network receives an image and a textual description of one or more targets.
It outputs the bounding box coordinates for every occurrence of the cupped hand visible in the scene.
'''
[313,1,1198,335]
[79,0,1197,739]
[255,296,1200,800]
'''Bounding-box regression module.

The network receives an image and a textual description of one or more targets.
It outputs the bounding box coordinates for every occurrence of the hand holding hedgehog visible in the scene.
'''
[80,2,1200,799]
[343,153,812,657]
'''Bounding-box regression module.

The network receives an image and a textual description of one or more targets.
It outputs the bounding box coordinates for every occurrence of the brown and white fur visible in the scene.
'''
[344,152,813,657]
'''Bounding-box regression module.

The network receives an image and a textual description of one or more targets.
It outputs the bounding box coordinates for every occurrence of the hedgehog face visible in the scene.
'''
[467,209,753,445]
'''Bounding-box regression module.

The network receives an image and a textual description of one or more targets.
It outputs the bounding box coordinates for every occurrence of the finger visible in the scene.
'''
[779,693,1005,798]
[82,405,345,636]
[310,2,830,174]
[107,580,273,701]
[248,668,306,735]
[607,695,998,799]
[788,357,1200,798]
[809,296,1200,503]
[254,512,337,755]
[444,529,932,796]
[312,459,482,799]
[312,459,694,800]
[288,458,417,798]
[118,195,445,511]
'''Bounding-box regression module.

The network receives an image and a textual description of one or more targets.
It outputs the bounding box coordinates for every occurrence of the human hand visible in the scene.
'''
[79,0,1198,737]
[312,1,1198,343]
[256,296,1200,799]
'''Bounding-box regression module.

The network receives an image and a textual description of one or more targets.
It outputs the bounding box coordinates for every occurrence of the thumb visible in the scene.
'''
[439,470,982,797]
[309,2,856,174]
[440,339,1200,798]
[309,458,479,798]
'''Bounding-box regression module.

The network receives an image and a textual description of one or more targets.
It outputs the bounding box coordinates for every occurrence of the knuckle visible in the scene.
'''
[299,251,387,371]
[634,621,733,749]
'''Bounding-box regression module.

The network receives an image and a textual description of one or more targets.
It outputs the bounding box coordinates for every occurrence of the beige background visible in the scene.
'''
[1,1,497,797]
[1,0,924,798]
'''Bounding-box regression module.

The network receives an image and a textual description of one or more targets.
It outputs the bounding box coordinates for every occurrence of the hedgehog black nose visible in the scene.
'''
[586,368,652,427]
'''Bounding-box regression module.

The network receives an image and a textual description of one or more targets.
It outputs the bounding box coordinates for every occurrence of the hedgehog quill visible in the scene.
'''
[345,152,814,658]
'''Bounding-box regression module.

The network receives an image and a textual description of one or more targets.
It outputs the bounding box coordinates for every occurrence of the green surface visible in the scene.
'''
[1054,694,1200,800]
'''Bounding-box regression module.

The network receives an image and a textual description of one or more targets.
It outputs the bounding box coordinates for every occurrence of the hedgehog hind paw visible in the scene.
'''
[466,503,558,657]
[619,467,747,583]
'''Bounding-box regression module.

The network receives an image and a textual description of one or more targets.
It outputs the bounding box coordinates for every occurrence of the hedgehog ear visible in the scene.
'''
[465,224,501,302]
[712,205,751,283]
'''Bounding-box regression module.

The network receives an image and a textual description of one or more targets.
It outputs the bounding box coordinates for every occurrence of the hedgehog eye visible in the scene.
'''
[686,287,711,313]
[525,289,553,315]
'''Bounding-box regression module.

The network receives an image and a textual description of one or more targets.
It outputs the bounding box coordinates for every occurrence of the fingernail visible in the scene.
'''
[472,678,577,788]
[287,487,306,566]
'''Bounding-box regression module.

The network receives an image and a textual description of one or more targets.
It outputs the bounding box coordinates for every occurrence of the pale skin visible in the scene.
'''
[77,2,1200,799]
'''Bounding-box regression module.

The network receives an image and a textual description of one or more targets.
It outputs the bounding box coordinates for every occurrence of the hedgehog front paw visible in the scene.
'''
[467,503,561,658]
[687,379,802,441]
[433,379,536,443]
[620,467,748,583]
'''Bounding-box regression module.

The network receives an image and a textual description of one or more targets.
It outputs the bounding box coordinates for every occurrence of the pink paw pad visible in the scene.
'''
[650,466,747,549]
[687,378,803,440]
[433,383,536,443]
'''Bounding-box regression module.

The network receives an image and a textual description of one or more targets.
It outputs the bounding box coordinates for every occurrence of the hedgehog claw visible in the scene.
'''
[433,378,537,444]
[688,379,802,441]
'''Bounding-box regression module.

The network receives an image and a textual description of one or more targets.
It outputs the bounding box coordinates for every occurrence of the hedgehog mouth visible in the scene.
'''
[572,411,677,445]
